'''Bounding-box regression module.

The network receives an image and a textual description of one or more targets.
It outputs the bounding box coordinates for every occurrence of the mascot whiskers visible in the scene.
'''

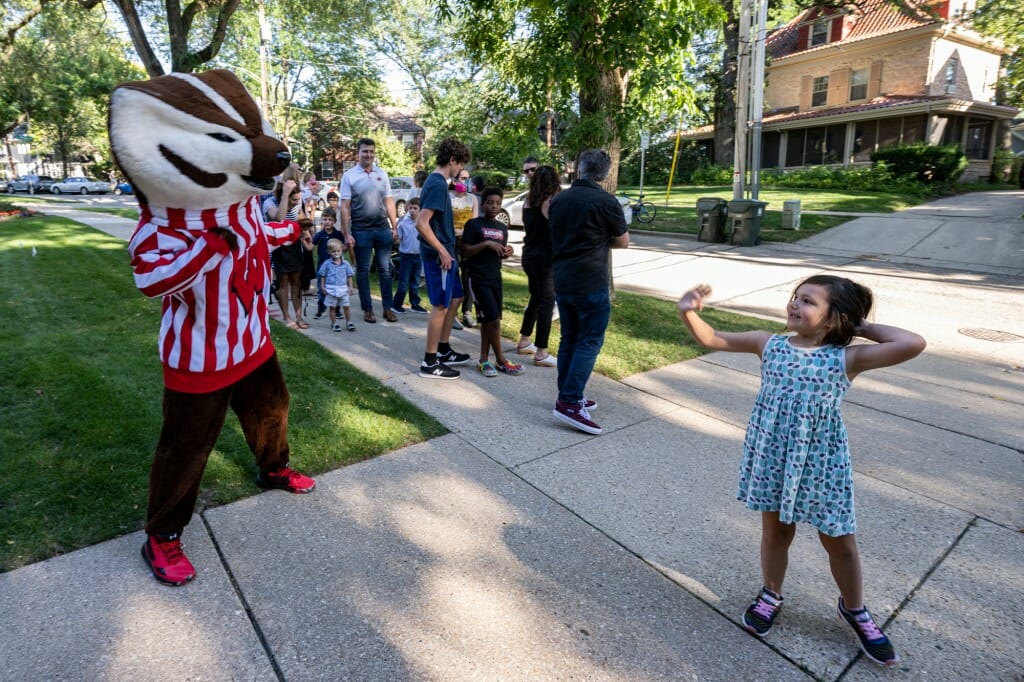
[109,69,316,586]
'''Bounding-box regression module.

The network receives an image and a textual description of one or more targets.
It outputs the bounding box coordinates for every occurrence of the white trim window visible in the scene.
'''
[810,18,830,47]
[850,68,868,101]
[812,76,829,107]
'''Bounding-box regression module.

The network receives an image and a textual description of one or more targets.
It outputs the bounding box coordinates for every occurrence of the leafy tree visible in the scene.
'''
[1,3,141,175]
[446,0,724,189]
[108,0,242,76]
[969,0,1023,107]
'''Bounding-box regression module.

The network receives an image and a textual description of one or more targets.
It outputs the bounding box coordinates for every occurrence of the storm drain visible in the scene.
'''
[957,328,1024,343]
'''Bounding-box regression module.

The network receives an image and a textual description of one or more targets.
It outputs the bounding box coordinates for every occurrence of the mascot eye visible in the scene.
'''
[207,133,237,143]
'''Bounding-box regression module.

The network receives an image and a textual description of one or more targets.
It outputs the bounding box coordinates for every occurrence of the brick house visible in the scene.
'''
[686,0,1019,181]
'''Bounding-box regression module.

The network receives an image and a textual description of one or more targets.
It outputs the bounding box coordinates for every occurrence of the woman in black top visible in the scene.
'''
[516,165,561,366]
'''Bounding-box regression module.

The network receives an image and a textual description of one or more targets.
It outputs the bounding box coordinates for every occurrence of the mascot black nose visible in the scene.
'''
[276,151,291,171]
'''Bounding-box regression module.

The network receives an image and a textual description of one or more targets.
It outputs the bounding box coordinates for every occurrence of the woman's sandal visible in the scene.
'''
[534,354,557,367]
[286,320,299,329]
[295,319,310,330]
[516,342,537,355]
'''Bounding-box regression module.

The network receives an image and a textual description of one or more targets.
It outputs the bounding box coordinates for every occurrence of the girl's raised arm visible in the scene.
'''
[677,284,771,355]
[846,322,926,379]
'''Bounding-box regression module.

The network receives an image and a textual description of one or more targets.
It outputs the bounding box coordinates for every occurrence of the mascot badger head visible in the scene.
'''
[109,69,291,210]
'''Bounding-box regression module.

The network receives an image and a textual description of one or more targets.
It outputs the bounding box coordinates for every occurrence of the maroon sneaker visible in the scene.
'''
[256,466,316,493]
[553,399,603,435]
[141,533,196,586]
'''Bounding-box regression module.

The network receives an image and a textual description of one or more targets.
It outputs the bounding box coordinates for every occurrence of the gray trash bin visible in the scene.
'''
[727,199,767,246]
[696,197,728,243]
[782,199,801,230]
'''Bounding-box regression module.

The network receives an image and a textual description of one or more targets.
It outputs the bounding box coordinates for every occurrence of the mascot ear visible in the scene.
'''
[108,70,290,210]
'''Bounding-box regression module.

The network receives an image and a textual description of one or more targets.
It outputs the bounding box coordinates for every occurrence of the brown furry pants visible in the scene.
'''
[145,353,291,536]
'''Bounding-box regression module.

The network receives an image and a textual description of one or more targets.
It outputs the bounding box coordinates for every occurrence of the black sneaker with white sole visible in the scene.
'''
[419,361,460,379]
[437,348,470,365]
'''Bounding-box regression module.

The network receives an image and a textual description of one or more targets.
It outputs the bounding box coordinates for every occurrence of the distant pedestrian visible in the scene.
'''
[451,169,479,330]
[391,198,427,314]
[339,137,400,324]
[516,164,561,367]
[318,238,356,332]
[461,187,522,377]
[676,276,926,668]
[415,137,473,379]
[549,149,629,435]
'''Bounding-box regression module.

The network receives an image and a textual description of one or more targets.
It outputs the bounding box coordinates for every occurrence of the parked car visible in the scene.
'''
[6,174,56,194]
[0,178,7,193]
[390,176,418,217]
[51,176,111,195]
[113,182,134,195]
[497,185,633,227]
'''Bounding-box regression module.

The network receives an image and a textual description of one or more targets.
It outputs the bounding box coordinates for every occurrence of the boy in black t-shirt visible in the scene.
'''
[461,188,524,377]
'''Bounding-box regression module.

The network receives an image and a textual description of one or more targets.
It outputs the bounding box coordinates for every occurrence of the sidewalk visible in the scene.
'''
[2,194,1022,680]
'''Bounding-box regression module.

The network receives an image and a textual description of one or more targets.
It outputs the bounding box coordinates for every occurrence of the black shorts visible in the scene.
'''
[470,279,502,322]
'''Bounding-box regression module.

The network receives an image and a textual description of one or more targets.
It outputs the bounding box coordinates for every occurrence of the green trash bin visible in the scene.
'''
[696,197,728,243]
[727,199,767,246]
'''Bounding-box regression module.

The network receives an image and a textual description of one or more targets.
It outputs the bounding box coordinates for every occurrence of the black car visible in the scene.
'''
[7,174,56,193]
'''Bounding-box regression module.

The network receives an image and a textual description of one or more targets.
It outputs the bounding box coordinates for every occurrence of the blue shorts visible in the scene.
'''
[423,258,464,309]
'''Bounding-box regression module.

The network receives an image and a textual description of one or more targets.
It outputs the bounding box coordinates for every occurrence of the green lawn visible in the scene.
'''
[0,215,447,572]
[617,184,925,242]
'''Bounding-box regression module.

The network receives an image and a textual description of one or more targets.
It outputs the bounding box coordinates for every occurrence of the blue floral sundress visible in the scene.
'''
[737,334,856,536]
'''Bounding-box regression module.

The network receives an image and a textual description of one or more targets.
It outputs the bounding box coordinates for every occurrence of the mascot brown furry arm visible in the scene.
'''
[109,70,316,587]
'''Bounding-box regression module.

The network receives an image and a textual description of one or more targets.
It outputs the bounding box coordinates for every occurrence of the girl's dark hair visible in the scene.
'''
[526,165,560,208]
[413,170,429,187]
[795,275,873,346]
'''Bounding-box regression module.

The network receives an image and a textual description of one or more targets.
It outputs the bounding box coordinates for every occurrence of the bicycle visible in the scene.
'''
[630,193,657,224]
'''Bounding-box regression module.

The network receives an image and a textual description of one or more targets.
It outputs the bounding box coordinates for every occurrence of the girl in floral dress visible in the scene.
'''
[677,275,925,666]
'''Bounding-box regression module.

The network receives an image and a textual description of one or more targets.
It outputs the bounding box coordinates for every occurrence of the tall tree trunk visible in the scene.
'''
[714,0,738,167]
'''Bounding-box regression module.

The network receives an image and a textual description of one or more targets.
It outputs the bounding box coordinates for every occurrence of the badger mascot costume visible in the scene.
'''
[109,70,315,586]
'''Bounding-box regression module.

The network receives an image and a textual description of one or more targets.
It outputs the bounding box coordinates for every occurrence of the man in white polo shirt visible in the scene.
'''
[339,137,400,323]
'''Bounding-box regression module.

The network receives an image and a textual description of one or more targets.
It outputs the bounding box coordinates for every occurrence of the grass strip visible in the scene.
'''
[0,215,446,571]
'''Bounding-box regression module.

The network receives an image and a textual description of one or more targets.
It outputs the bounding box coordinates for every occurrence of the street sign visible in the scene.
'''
[640,131,650,151]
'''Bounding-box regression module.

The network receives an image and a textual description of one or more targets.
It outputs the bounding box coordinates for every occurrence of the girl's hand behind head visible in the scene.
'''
[678,284,712,313]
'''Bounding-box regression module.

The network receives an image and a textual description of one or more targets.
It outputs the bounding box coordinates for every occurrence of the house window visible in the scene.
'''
[850,69,869,101]
[940,115,965,145]
[965,119,991,159]
[945,59,958,93]
[812,76,829,107]
[401,133,416,145]
[853,121,878,162]
[319,160,335,180]
[810,18,830,47]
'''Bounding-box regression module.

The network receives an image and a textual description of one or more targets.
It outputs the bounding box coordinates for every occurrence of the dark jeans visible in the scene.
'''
[520,260,555,349]
[353,228,394,312]
[146,354,291,536]
[555,289,611,404]
[393,251,422,308]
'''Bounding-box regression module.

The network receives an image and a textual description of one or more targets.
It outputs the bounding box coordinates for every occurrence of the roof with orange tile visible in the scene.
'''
[767,0,942,60]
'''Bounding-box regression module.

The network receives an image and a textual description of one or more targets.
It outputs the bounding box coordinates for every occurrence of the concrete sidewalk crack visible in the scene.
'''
[199,514,287,682]
[834,517,976,680]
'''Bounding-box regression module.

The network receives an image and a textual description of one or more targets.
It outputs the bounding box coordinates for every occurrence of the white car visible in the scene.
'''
[497,185,633,227]
[51,176,110,195]
[390,176,417,217]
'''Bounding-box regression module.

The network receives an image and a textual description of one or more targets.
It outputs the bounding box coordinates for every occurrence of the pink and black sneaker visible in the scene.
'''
[256,466,316,493]
[141,533,196,586]
[742,586,784,636]
[838,597,899,666]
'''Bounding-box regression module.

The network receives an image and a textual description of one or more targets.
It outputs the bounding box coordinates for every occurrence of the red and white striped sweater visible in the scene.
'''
[129,196,300,393]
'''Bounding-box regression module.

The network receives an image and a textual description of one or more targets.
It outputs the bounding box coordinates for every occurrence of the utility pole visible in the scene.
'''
[749,0,768,199]
[732,0,752,200]
[257,0,272,123]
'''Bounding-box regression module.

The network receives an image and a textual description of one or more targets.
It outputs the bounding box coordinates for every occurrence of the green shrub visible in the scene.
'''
[691,165,734,184]
[870,143,967,183]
